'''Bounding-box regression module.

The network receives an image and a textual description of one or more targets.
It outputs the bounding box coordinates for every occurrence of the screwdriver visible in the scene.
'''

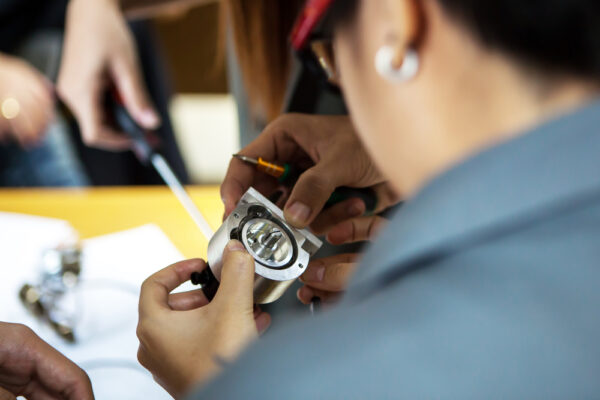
[233,154,378,213]
[107,93,214,241]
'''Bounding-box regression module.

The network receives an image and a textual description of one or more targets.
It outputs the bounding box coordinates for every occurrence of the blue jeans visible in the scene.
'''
[0,115,89,187]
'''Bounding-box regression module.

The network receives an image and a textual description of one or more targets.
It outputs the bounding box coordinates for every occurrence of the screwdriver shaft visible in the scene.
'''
[233,154,258,164]
[151,154,214,240]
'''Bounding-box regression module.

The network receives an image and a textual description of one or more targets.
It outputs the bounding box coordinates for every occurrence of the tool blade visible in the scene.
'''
[233,154,259,165]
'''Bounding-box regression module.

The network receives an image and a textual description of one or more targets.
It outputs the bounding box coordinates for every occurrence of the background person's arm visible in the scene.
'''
[57,0,214,150]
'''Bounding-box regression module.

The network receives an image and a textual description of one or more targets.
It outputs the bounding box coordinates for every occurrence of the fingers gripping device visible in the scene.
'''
[192,188,322,304]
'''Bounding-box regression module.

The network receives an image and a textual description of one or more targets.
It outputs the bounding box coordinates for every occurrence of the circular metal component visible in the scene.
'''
[241,218,294,268]
[205,188,323,304]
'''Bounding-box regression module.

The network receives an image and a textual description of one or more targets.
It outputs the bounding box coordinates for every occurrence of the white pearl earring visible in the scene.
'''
[375,45,420,83]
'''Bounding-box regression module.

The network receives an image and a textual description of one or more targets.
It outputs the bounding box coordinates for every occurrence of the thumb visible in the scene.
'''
[110,56,160,129]
[213,240,256,311]
[284,163,338,228]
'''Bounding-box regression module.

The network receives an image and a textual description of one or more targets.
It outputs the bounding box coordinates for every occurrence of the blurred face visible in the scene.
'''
[333,0,431,194]
[334,2,392,129]
[332,0,595,197]
[332,0,545,196]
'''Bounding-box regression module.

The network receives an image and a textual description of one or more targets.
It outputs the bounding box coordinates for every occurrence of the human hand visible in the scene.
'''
[298,215,387,305]
[57,0,160,150]
[309,181,398,236]
[0,54,54,148]
[0,322,94,400]
[137,241,270,398]
[221,114,398,230]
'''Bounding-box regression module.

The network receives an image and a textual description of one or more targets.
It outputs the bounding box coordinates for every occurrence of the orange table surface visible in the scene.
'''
[0,186,223,259]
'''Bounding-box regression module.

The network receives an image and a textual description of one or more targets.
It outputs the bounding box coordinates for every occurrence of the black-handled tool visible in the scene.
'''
[106,93,157,164]
[106,91,214,240]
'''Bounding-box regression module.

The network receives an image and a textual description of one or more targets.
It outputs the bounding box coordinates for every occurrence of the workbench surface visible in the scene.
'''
[0,186,223,258]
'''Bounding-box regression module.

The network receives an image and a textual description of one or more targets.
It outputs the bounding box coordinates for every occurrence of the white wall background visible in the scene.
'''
[170,94,240,184]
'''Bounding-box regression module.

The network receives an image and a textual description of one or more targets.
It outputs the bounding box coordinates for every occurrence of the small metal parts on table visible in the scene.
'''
[20,245,82,342]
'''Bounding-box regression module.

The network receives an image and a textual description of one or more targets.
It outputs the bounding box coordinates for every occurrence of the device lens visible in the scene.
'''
[244,219,293,268]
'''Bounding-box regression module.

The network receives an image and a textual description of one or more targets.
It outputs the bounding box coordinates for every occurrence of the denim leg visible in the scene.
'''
[0,114,90,187]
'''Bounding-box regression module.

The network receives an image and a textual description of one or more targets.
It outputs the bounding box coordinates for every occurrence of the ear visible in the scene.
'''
[384,0,422,66]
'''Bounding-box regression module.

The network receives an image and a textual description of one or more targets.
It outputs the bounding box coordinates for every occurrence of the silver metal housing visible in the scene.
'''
[207,187,322,304]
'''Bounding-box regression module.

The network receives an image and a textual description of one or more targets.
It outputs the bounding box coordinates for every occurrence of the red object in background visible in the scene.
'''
[290,0,336,50]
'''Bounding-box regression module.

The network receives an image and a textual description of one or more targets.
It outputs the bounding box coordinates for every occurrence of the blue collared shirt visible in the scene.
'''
[195,99,600,399]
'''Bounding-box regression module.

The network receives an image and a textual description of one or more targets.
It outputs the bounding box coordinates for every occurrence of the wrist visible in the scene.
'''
[180,355,224,396]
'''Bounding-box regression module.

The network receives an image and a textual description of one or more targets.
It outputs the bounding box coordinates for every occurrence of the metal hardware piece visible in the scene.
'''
[203,187,322,304]
[19,245,82,342]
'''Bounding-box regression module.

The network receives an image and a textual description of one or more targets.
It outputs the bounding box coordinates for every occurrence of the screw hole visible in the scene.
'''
[233,213,240,219]
[299,263,304,269]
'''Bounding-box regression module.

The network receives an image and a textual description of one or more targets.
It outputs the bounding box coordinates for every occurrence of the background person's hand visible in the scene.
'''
[221,114,396,230]
[137,242,270,398]
[298,215,388,305]
[0,322,94,400]
[0,54,54,148]
[57,0,160,150]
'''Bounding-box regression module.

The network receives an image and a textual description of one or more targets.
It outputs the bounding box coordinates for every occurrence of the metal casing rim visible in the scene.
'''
[207,188,322,282]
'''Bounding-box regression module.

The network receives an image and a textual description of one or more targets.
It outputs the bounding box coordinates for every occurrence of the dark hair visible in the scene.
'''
[332,0,600,79]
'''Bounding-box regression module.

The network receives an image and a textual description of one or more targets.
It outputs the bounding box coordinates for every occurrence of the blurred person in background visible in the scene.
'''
[135,0,600,398]
[58,0,331,147]
[221,0,347,146]
[0,54,77,186]
[0,0,188,187]
[0,0,88,186]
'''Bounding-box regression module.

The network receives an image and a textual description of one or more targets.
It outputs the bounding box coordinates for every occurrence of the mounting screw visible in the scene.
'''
[299,263,304,269]
[233,213,240,219]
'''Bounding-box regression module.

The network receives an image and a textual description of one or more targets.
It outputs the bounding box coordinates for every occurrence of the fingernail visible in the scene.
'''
[297,286,314,304]
[303,265,325,282]
[285,202,311,226]
[139,109,160,128]
[226,240,245,252]
[348,201,365,217]
[221,198,232,214]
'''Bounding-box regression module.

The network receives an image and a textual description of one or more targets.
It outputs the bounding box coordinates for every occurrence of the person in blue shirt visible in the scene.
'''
[135,0,600,398]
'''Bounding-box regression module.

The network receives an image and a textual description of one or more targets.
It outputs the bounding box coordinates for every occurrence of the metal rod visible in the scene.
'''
[233,154,258,164]
[151,154,214,240]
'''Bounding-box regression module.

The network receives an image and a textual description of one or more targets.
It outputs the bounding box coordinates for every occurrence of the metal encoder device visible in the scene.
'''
[191,187,322,304]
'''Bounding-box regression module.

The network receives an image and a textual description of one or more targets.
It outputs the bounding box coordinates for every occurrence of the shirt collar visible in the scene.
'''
[350,98,600,295]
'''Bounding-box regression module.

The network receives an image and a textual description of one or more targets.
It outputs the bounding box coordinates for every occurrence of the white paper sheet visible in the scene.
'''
[1,215,187,399]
